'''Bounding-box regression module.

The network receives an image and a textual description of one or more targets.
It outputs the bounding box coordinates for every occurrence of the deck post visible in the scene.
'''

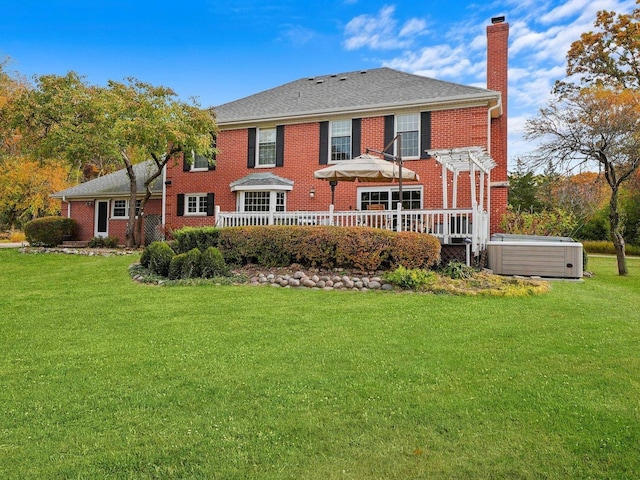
[214,205,221,227]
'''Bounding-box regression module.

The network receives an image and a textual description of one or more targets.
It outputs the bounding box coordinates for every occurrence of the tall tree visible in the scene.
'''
[6,73,217,247]
[526,87,640,275]
[564,4,640,90]
[527,3,640,275]
[0,157,70,229]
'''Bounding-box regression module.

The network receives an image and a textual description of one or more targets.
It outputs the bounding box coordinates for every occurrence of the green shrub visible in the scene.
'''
[390,231,441,269]
[181,248,202,279]
[385,266,436,290]
[88,236,119,248]
[582,240,640,256]
[168,253,187,280]
[172,227,221,254]
[440,260,476,280]
[200,247,229,278]
[143,241,175,277]
[24,216,78,247]
[500,207,578,237]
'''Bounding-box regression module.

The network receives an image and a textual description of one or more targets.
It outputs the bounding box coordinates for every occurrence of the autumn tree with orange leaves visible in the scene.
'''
[525,4,640,275]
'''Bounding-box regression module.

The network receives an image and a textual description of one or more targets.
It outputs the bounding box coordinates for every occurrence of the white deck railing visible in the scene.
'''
[214,206,489,254]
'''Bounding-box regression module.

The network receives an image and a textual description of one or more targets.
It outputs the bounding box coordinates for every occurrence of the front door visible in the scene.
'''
[95,201,109,237]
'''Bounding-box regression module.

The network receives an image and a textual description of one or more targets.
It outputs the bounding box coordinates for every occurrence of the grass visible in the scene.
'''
[1,249,639,479]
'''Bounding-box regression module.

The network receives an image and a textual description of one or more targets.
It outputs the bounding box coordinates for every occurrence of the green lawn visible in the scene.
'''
[1,249,639,479]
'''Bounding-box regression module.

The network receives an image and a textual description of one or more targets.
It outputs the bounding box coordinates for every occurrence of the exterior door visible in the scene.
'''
[95,201,109,237]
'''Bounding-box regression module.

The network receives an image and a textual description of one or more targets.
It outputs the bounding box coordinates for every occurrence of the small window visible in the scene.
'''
[330,120,351,161]
[185,194,208,216]
[112,199,141,218]
[397,113,419,158]
[258,128,276,166]
[192,154,210,171]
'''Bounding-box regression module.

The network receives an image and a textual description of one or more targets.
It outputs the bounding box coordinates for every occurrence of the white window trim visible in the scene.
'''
[395,113,420,160]
[184,193,208,217]
[328,119,352,163]
[256,127,277,168]
[111,199,141,219]
[190,153,210,172]
[357,185,424,210]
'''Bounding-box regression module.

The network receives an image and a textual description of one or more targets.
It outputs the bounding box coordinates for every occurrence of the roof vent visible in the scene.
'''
[340,77,347,81]
[331,74,337,78]
[308,77,314,81]
[360,70,367,74]
[316,79,324,84]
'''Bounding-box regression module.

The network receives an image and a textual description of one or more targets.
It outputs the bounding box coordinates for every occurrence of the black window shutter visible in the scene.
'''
[384,115,395,155]
[420,111,431,158]
[177,194,185,216]
[247,128,256,168]
[183,152,190,171]
[206,193,215,216]
[319,121,329,165]
[210,134,217,170]
[276,125,285,167]
[351,118,361,158]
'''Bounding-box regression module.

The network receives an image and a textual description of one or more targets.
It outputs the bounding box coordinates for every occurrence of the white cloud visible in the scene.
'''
[343,5,428,50]
[345,0,637,163]
[399,18,427,37]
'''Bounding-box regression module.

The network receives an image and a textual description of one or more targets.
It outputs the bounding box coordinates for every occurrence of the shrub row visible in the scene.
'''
[24,216,78,247]
[582,240,640,256]
[174,225,441,272]
[141,242,229,280]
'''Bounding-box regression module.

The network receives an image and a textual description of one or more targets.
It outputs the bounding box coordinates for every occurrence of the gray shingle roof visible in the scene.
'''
[51,160,164,199]
[229,173,294,190]
[214,67,499,125]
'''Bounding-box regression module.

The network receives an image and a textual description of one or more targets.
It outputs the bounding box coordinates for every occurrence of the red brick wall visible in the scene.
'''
[61,198,162,244]
[166,103,506,232]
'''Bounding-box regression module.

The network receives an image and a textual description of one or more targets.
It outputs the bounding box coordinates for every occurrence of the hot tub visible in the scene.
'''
[487,234,583,278]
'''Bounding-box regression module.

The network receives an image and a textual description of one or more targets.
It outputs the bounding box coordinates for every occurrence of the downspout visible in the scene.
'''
[61,195,71,218]
[487,96,502,156]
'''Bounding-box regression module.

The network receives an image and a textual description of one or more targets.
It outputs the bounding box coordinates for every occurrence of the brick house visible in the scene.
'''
[53,18,509,254]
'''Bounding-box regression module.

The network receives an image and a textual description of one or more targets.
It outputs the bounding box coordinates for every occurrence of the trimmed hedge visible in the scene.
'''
[142,241,175,277]
[24,216,78,247]
[172,226,221,254]
[217,226,441,272]
[201,247,230,278]
[143,226,442,278]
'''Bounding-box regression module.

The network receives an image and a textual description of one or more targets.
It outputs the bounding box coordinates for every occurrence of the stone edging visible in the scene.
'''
[248,270,394,292]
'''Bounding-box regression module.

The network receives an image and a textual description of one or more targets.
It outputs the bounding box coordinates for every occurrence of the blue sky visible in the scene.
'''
[2,0,637,166]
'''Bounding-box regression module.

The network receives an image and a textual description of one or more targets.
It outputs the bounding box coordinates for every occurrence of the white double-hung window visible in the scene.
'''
[258,128,277,166]
[112,199,141,218]
[396,113,420,158]
[330,120,351,161]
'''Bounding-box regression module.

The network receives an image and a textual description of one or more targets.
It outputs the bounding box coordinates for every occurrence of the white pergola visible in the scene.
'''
[426,146,496,214]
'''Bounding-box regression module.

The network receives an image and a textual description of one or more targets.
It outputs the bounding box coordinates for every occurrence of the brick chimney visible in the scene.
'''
[486,16,509,233]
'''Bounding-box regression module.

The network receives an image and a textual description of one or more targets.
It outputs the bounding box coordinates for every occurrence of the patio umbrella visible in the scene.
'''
[313,153,419,183]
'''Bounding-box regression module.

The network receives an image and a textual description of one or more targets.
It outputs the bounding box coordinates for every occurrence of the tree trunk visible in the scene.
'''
[121,152,137,248]
[608,186,628,275]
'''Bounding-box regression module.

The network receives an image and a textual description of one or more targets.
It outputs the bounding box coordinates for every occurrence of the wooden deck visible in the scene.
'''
[215,206,489,254]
